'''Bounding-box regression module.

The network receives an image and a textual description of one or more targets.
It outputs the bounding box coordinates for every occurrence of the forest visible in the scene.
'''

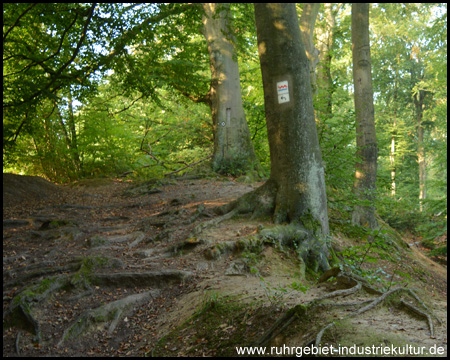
[2,3,447,357]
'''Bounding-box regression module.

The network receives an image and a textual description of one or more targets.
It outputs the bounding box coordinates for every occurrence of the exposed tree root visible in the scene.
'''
[15,331,22,355]
[209,180,331,272]
[58,290,160,345]
[189,208,239,238]
[4,259,83,289]
[92,270,193,288]
[214,180,277,218]
[314,277,362,301]
[254,305,306,347]
[255,268,440,348]
[313,286,437,346]
[4,252,192,350]
[184,204,213,225]
[400,300,434,338]
[192,206,330,272]
[3,275,72,341]
[406,288,442,325]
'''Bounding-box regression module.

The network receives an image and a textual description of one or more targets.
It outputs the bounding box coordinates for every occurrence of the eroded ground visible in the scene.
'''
[3,174,447,357]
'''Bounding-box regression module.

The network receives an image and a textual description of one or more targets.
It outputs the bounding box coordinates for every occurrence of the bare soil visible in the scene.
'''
[2,173,447,357]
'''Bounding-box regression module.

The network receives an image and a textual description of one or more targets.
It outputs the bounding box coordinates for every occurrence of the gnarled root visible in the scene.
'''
[255,267,440,347]
[194,180,331,272]
[215,180,277,218]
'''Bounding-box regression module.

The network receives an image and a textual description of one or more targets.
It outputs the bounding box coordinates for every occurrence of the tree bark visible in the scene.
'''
[390,56,400,196]
[218,4,330,272]
[202,3,260,174]
[254,3,329,234]
[351,3,378,229]
[299,3,320,94]
[410,55,427,212]
[67,91,82,176]
[315,3,336,122]
[414,88,426,211]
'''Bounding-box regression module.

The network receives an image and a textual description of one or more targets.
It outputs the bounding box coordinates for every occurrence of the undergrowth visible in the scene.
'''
[338,227,411,291]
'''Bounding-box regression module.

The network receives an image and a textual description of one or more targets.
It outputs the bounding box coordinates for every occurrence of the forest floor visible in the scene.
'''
[3,173,447,357]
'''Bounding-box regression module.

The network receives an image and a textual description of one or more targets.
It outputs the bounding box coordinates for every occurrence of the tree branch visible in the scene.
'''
[164,155,213,177]
[3,4,37,42]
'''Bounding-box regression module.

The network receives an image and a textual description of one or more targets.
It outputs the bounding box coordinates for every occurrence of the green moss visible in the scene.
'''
[12,277,59,307]
[330,219,367,239]
[298,211,321,234]
[92,308,119,323]
[288,303,309,318]
[88,235,108,247]
[72,255,111,285]
[64,317,89,340]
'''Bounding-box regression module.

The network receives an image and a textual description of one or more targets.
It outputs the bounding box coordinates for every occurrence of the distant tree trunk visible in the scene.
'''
[315,3,336,122]
[219,3,330,272]
[390,56,400,196]
[299,3,320,94]
[414,87,426,211]
[390,119,397,196]
[202,3,260,174]
[67,91,82,175]
[351,3,378,229]
[410,54,427,212]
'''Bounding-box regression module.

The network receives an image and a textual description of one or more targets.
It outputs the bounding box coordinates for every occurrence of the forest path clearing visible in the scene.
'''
[3,174,447,357]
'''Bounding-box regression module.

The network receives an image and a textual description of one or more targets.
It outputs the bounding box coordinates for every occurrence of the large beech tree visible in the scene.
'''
[218,3,330,271]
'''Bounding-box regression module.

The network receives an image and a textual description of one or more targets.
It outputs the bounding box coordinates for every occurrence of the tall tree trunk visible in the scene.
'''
[255,2,329,234]
[390,122,396,196]
[202,3,260,174]
[67,91,82,175]
[351,3,378,229]
[414,88,426,211]
[315,3,336,122]
[299,3,320,94]
[390,56,400,196]
[219,3,330,272]
[410,56,427,212]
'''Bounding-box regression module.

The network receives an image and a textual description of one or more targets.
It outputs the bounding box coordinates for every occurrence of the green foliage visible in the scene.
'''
[3,3,446,259]
[212,151,256,177]
[240,61,270,174]
[338,228,410,290]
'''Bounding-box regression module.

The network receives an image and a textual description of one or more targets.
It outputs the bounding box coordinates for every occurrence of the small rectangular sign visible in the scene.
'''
[277,81,290,104]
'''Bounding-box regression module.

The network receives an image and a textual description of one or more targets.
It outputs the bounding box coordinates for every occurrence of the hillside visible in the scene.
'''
[3,174,447,357]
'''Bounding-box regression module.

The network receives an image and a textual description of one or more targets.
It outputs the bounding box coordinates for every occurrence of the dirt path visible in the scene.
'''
[3,176,261,356]
[3,175,447,357]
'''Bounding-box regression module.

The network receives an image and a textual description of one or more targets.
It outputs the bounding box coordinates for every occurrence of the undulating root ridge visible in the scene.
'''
[255,267,441,348]
[3,259,192,352]
[190,181,331,272]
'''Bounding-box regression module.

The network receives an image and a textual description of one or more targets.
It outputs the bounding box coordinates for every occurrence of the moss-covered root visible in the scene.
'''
[213,181,331,273]
[259,224,330,272]
[58,290,159,345]
[189,208,239,238]
[3,275,71,342]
